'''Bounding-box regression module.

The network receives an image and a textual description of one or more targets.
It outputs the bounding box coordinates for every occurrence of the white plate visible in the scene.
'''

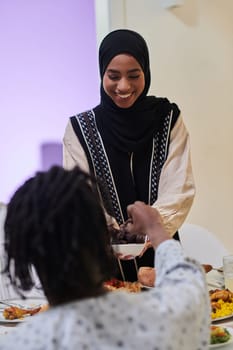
[212,313,233,322]
[0,297,47,323]
[112,243,145,257]
[209,327,233,348]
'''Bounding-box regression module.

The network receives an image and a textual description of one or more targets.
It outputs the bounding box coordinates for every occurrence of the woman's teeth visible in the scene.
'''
[118,93,131,98]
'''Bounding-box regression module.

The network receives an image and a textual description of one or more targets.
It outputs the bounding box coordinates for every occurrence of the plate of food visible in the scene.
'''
[0,297,48,323]
[212,313,233,322]
[210,289,233,322]
[209,326,233,348]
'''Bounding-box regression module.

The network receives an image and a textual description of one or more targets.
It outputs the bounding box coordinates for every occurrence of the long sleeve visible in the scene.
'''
[152,115,195,236]
[149,239,211,349]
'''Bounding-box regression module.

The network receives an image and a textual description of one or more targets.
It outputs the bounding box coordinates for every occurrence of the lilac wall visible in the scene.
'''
[0,0,99,203]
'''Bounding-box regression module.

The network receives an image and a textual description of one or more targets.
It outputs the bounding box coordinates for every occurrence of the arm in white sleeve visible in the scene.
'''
[153,115,195,236]
[151,239,211,348]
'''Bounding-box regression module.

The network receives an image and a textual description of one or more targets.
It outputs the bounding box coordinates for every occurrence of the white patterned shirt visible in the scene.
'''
[0,240,211,350]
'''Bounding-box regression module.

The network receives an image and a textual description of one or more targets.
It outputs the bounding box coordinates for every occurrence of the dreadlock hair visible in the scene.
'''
[4,166,117,304]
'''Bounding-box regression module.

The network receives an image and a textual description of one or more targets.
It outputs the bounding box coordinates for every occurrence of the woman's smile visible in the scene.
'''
[114,91,135,106]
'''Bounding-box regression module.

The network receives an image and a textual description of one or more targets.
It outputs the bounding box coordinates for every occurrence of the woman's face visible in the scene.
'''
[103,54,145,108]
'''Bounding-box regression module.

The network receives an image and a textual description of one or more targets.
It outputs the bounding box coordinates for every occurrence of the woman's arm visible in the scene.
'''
[152,114,195,236]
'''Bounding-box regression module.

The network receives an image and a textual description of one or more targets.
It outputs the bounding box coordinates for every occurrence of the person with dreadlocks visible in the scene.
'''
[1,166,210,350]
[63,29,195,281]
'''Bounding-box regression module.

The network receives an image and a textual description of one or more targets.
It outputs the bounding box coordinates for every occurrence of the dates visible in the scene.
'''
[109,225,145,244]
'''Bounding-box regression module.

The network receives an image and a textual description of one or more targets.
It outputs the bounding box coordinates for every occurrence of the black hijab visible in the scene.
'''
[94,29,179,152]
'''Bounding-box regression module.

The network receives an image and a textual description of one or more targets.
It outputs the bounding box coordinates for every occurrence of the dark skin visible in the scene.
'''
[126,201,170,249]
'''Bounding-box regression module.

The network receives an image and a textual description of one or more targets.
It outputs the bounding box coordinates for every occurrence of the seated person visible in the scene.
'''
[0,166,210,349]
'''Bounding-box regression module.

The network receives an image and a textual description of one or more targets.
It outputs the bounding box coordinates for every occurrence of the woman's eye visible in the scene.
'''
[107,74,140,81]
[129,75,140,80]
[108,75,120,81]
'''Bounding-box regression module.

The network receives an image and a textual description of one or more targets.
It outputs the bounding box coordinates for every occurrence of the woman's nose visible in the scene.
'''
[117,78,130,92]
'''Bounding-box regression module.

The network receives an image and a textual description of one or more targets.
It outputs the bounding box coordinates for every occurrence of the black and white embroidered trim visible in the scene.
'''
[76,110,172,224]
[76,110,124,224]
[149,112,172,205]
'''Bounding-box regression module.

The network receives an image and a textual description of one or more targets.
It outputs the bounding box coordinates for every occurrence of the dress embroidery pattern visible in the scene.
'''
[150,113,172,205]
[76,111,123,223]
[76,110,171,224]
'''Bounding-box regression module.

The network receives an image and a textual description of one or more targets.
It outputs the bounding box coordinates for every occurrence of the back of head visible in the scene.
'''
[4,166,116,304]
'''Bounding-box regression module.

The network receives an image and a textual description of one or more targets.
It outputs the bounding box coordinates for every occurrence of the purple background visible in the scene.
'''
[0,0,99,203]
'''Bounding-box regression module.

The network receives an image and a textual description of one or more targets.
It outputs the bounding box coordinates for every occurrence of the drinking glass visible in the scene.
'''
[223,255,233,291]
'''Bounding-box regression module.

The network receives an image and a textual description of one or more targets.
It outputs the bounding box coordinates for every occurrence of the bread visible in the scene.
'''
[137,266,156,287]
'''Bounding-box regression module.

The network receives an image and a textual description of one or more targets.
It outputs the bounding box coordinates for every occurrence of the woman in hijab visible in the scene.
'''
[63,29,195,281]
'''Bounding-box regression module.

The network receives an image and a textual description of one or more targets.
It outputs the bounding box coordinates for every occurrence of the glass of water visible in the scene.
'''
[223,255,233,291]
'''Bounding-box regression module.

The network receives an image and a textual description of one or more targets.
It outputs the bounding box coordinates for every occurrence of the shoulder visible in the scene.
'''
[163,98,180,129]
[151,96,180,129]
[70,109,94,121]
[65,110,94,134]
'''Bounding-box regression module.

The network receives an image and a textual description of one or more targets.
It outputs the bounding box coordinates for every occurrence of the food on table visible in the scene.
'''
[210,289,233,302]
[3,303,49,320]
[104,278,142,293]
[109,223,145,244]
[3,305,42,320]
[137,266,155,287]
[210,325,231,344]
[210,288,233,319]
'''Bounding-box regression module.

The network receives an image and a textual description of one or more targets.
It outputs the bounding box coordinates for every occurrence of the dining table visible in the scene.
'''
[0,268,233,348]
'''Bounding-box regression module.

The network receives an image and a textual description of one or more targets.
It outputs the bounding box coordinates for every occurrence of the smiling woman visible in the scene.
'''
[63,29,195,281]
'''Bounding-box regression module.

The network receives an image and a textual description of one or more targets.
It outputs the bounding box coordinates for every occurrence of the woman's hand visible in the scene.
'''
[126,201,170,249]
